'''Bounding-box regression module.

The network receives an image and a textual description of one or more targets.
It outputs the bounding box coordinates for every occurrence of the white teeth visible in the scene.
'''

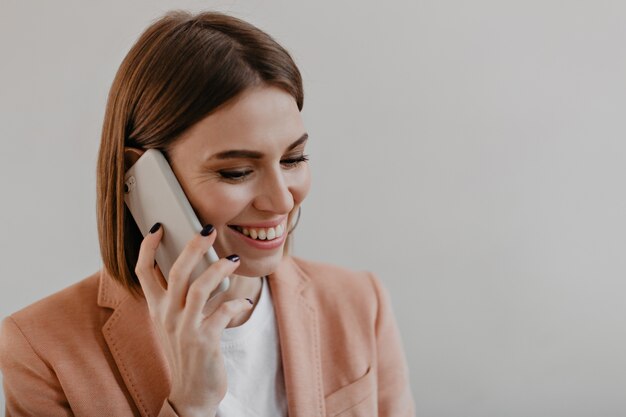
[235,224,284,241]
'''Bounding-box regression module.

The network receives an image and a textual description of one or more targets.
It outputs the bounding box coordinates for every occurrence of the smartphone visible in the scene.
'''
[123,149,229,298]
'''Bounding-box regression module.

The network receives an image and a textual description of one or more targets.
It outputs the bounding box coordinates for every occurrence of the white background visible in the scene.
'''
[2,0,626,415]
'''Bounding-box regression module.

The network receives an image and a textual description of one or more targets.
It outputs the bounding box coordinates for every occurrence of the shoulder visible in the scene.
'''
[287,256,387,315]
[1,271,105,356]
[291,255,377,288]
[290,256,370,279]
[8,271,101,325]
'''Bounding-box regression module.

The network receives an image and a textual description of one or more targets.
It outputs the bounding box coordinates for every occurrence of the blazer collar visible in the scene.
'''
[97,256,325,417]
[267,256,326,417]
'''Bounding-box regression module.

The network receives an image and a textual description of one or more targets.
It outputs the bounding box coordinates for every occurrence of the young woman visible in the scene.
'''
[0,10,415,417]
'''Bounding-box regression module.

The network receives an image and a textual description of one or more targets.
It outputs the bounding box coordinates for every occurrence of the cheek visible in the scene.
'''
[291,166,312,205]
[188,166,311,225]
[189,185,248,226]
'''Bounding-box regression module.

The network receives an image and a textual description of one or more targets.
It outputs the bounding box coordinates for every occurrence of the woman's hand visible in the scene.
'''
[134,223,253,417]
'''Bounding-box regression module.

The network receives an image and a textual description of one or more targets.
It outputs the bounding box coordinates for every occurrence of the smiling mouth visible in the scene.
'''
[228,224,286,241]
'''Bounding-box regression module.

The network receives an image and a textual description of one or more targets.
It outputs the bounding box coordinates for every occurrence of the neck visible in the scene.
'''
[225,274,263,302]
[204,274,263,328]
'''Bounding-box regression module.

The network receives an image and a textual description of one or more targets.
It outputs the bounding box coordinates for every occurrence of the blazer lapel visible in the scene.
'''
[269,257,326,417]
[98,270,171,417]
[97,257,325,417]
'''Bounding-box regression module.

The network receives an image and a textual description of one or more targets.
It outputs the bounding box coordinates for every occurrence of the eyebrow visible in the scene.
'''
[209,133,309,161]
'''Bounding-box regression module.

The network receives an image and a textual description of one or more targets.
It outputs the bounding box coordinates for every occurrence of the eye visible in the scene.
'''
[281,154,309,168]
[218,170,252,181]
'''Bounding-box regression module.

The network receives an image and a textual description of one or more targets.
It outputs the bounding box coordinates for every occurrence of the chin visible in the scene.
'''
[235,254,283,277]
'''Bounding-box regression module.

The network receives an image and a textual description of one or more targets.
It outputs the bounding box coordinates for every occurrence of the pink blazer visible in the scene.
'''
[0,256,415,416]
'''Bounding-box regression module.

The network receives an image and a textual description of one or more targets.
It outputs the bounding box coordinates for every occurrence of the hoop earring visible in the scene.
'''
[288,206,302,235]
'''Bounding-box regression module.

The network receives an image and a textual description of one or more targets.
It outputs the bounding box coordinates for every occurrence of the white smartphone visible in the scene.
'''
[123,149,229,297]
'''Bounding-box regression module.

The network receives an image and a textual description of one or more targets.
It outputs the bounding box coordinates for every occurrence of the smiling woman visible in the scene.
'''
[0,9,414,417]
[163,86,311,278]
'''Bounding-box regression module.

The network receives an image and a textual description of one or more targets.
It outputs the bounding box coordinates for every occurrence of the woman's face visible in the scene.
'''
[167,85,311,277]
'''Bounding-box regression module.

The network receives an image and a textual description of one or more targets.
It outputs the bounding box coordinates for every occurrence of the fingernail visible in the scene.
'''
[226,254,240,262]
[245,298,254,305]
[149,223,162,234]
[200,224,215,236]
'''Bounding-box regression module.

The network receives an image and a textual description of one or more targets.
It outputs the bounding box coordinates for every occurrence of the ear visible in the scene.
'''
[124,147,145,171]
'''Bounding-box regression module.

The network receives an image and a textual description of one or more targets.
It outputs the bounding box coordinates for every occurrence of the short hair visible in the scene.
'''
[96,10,304,294]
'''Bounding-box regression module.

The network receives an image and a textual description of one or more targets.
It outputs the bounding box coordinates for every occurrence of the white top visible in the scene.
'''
[216,276,288,417]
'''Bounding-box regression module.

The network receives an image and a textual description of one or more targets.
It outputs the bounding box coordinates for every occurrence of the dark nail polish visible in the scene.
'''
[226,254,240,262]
[200,224,214,236]
[149,223,161,234]
[245,298,254,305]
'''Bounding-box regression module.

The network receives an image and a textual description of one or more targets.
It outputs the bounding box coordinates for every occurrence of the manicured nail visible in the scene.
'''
[149,223,161,234]
[245,298,254,305]
[226,254,240,262]
[200,224,214,236]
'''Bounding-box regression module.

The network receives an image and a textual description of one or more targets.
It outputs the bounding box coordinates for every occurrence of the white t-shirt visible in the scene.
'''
[217,276,288,417]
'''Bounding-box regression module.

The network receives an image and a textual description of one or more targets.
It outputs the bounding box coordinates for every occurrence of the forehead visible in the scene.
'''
[171,86,304,160]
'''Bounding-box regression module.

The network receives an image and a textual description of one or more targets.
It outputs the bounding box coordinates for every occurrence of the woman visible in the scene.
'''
[0,10,414,417]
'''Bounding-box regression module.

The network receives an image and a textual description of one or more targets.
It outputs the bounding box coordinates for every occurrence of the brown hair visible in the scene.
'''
[96,10,304,294]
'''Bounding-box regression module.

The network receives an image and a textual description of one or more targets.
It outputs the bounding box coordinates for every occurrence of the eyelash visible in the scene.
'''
[218,155,309,181]
[282,154,310,168]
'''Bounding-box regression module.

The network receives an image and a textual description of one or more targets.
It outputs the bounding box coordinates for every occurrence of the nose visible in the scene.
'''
[252,168,294,214]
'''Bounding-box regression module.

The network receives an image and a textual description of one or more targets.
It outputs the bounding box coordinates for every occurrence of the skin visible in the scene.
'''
[130,85,311,416]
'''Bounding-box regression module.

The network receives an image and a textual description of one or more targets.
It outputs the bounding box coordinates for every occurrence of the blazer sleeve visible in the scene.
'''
[368,273,416,416]
[0,316,73,417]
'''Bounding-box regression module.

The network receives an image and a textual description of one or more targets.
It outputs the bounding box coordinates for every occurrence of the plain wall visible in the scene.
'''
[2,0,626,415]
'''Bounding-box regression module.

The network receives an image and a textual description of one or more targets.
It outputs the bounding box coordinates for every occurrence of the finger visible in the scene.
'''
[135,222,166,304]
[166,224,217,311]
[201,299,254,336]
[183,256,240,324]
[153,264,167,291]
